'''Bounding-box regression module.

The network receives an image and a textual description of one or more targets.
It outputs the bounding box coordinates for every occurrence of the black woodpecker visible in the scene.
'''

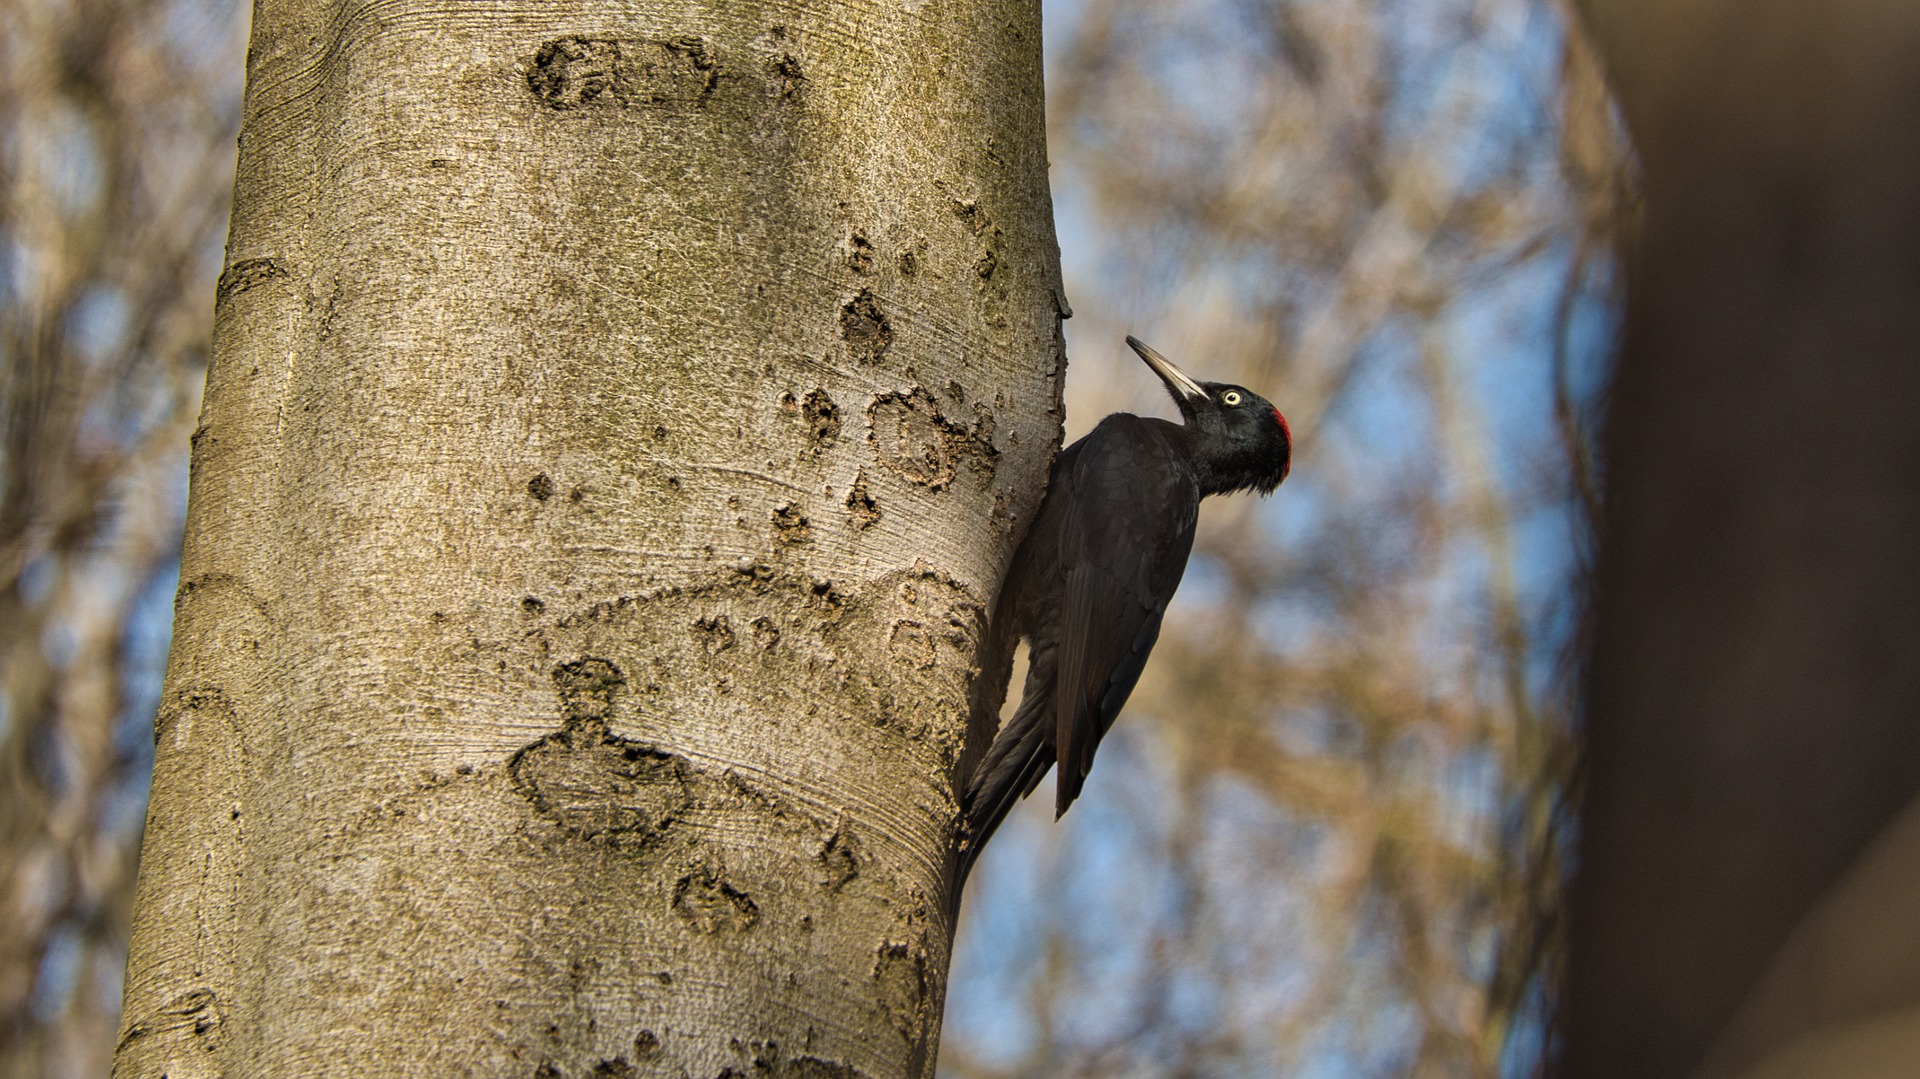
[959,336,1292,878]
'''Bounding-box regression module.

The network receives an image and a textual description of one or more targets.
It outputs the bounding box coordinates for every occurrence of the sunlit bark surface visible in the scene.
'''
[112,1,1063,1076]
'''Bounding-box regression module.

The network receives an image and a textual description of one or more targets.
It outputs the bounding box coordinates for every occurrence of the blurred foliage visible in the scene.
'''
[0,0,242,1073]
[941,0,1627,1076]
[0,0,1626,1074]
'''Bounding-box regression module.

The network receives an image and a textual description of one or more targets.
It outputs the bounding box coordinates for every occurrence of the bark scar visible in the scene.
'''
[509,659,693,845]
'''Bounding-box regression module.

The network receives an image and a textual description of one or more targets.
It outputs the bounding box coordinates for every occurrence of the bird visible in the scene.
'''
[958,335,1292,877]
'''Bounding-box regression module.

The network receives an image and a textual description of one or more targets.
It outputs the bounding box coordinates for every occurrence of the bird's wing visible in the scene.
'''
[1052,419,1199,816]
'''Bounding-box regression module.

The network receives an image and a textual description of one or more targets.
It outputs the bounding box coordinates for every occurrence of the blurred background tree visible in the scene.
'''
[0,0,244,1075]
[0,0,1623,1075]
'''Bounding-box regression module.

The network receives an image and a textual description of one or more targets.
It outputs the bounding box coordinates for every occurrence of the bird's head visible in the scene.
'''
[1127,335,1292,495]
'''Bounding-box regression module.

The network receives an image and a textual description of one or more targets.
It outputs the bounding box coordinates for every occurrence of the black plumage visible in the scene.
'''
[959,337,1292,876]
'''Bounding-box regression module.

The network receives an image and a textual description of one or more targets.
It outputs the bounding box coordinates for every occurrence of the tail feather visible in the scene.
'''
[958,687,1055,883]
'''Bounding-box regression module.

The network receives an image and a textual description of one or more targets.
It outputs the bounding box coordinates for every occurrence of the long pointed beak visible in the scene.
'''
[1126,336,1207,402]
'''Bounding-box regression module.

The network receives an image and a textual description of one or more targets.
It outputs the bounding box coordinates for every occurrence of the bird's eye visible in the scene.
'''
[1222,391,1243,406]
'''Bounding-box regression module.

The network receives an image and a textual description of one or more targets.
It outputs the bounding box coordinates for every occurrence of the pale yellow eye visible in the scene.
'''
[1222,391,1243,406]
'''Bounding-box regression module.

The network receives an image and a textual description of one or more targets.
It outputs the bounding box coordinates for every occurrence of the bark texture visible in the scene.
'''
[114,2,1063,1077]
[1566,2,1920,1077]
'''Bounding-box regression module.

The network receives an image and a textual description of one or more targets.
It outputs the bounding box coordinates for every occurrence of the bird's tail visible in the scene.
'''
[957,687,1055,885]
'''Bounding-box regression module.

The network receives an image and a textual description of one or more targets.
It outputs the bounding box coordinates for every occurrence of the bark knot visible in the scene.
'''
[672,865,759,934]
[214,257,287,305]
[845,471,880,529]
[802,389,840,443]
[510,659,692,845]
[839,290,892,364]
[772,502,811,545]
[528,36,723,110]
[115,987,224,1056]
[867,388,998,489]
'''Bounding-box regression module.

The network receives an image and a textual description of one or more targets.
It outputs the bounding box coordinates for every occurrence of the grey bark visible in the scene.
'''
[1565,2,1920,1077]
[113,2,1064,1077]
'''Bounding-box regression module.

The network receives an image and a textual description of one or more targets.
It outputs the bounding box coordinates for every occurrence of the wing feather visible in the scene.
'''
[1050,417,1199,816]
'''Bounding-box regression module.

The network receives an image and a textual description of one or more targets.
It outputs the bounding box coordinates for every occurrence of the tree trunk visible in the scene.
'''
[113,2,1063,1076]
[1566,2,1920,1077]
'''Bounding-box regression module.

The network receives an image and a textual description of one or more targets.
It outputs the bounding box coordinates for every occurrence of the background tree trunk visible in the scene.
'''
[113,1,1063,1076]
[1565,2,1920,1076]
